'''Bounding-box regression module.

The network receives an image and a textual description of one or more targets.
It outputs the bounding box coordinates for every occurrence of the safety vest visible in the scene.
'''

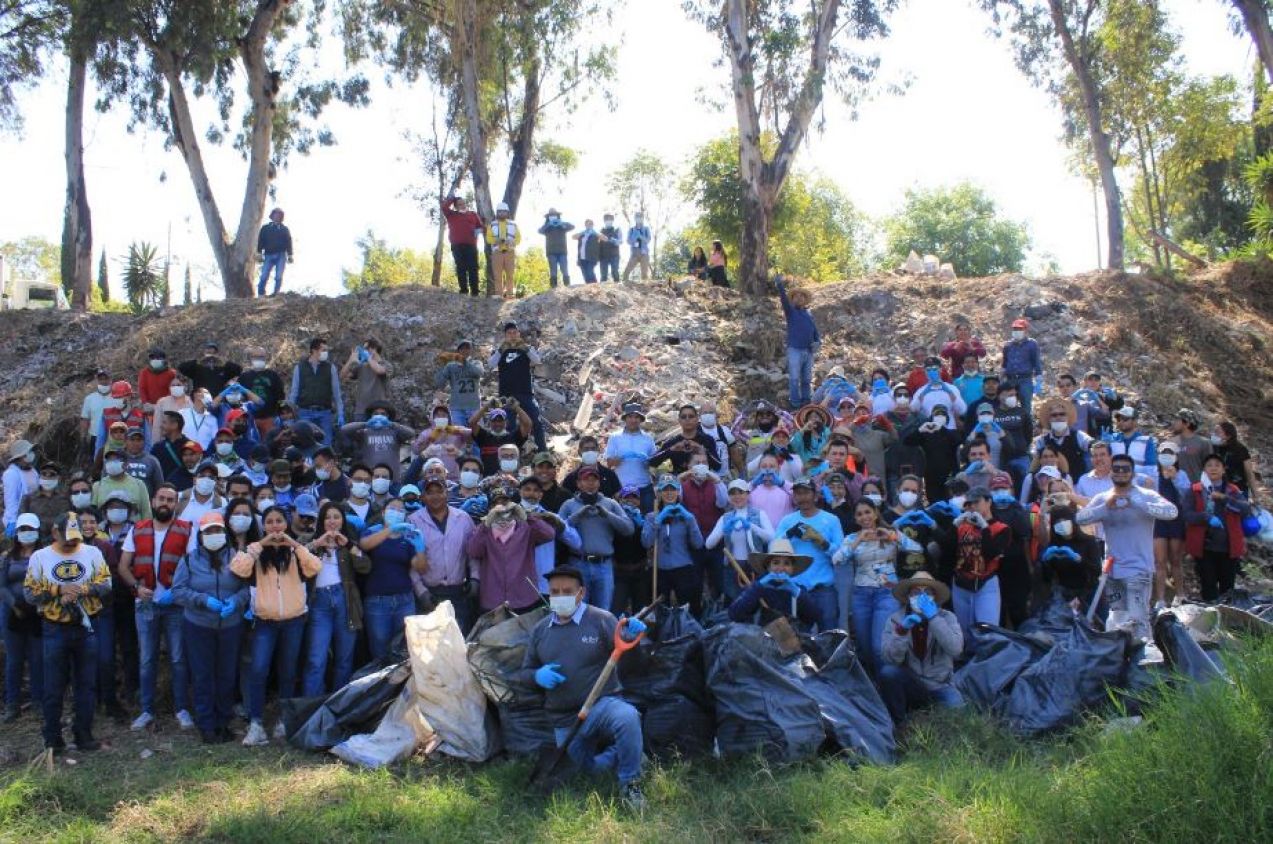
[1184,483,1245,560]
[103,405,145,432]
[131,519,193,589]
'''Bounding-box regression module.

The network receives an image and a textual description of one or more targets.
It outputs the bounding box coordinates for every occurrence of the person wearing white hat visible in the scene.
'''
[485,202,521,298]
[878,571,964,723]
[705,478,776,602]
[1103,405,1159,483]
[3,440,37,537]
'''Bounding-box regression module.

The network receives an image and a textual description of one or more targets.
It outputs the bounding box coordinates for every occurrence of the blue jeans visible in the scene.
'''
[878,663,964,723]
[41,621,97,745]
[1006,375,1036,416]
[804,584,840,633]
[579,259,598,284]
[248,615,305,721]
[3,623,43,709]
[553,694,644,785]
[137,602,189,714]
[363,592,414,663]
[787,347,814,407]
[183,619,241,733]
[576,559,615,614]
[450,408,475,429]
[952,577,1000,653]
[600,255,620,282]
[302,585,357,697]
[512,393,547,452]
[257,252,288,295]
[851,585,900,676]
[299,407,335,447]
[547,252,570,286]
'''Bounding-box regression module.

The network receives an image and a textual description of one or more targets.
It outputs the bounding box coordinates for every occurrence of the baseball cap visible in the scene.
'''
[654,474,681,491]
[617,484,641,499]
[108,420,128,431]
[1176,408,1200,427]
[125,427,145,439]
[531,451,558,467]
[989,472,1014,491]
[1011,318,1029,330]
[198,511,225,529]
[53,511,83,541]
[727,478,750,493]
[577,466,601,480]
[398,484,421,498]
[503,321,518,331]
[181,441,203,454]
[1158,440,1179,454]
[1114,406,1136,419]
[294,493,319,518]
[422,477,448,491]
[15,513,40,530]
[106,490,134,506]
[791,476,816,490]
[215,427,235,439]
[284,447,305,462]
[1037,465,1063,481]
[268,458,291,475]
[455,339,473,350]
[94,367,109,378]
[109,380,133,398]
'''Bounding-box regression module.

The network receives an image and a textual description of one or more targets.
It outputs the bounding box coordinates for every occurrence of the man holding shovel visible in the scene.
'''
[520,566,648,811]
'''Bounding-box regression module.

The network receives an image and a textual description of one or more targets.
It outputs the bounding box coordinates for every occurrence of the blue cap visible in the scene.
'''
[398,484,421,498]
[294,493,319,518]
[654,474,681,492]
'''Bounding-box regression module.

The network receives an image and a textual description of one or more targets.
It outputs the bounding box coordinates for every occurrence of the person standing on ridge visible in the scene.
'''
[256,208,294,297]
[623,212,652,281]
[442,194,484,297]
[486,203,521,298]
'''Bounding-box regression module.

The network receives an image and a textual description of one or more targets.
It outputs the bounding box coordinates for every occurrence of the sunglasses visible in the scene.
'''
[1110,465,1134,473]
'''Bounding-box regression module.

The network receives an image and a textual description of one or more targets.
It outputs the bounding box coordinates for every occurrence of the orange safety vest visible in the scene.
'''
[131,519,193,589]
[1184,483,1245,561]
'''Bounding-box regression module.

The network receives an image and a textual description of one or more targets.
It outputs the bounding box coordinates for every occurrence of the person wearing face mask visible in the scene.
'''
[492,445,524,486]
[98,492,140,704]
[748,454,795,530]
[883,475,940,582]
[696,401,739,478]
[407,477,478,631]
[598,214,623,282]
[519,566,649,811]
[80,369,115,456]
[97,381,148,448]
[1038,503,1102,605]
[967,402,1005,473]
[238,347,286,437]
[990,384,1032,490]
[369,464,399,508]
[340,464,382,527]
[949,489,1013,648]
[308,447,350,503]
[878,572,964,724]
[1001,318,1043,415]
[72,507,126,721]
[904,406,961,506]
[148,373,193,446]
[466,499,555,613]
[913,356,967,423]
[679,452,728,600]
[623,211,652,281]
[243,444,272,488]
[563,436,622,498]
[67,478,95,519]
[1182,453,1252,602]
[299,501,369,699]
[707,478,777,602]
[558,466,637,611]
[209,382,265,434]
[538,207,576,287]
[729,539,818,627]
[987,472,1036,628]
[731,399,796,467]
[287,338,344,446]
[23,512,112,751]
[746,428,804,485]
[604,404,658,514]
[137,348,177,413]
[774,477,846,633]
[472,402,533,476]
[952,353,985,407]
[866,368,895,416]
[91,446,153,520]
[652,404,722,475]
[1209,420,1258,502]
[409,403,472,482]
[528,452,570,513]
[178,388,220,451]
[883,387,925,498]
[122,428,164,496]
[340,337,392,422]
[1,513,44,723]
[175,463,226,526]
[1076,454,1178,640]
[151,410,193,478]
[170,512,250,744]
[263,458,298,520]
[178,341,242,398]
[18,461,69,542]
[517,476,582,595]
[610,487,651,615]
[449,457,488,515]
[1031,397,1091,479]
[1102,406,1159,485]
[572,217,601,284]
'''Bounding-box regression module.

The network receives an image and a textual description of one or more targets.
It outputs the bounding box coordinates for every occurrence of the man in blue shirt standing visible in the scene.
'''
[773,476,844,632]
[1001,318,1043,415]
[622,212,652,281]
[774,275,821,408]
[256,208,293,297]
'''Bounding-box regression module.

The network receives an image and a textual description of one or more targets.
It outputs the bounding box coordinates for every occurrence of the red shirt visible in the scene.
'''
[905,366,952,395]
[442,200,485,246]
[138,367,177,405]
[681,478,724,536]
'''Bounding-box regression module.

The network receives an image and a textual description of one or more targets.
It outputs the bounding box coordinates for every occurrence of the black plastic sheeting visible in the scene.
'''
[284,659,413,750]
[1153,612,1228,684]
[954,625,1050,710]
[791,632,896,765]
[466,606,554,756]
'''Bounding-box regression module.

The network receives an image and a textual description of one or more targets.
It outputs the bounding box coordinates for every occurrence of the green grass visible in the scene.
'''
[2,638,1272,842]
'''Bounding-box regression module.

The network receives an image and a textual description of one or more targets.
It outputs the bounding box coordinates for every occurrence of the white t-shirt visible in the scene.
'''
[314,548,342,588]
[80,391,113,436]
[180,407,219,449]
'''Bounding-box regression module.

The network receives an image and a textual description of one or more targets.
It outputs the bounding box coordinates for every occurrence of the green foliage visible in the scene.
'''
[606,149,679,267]
[120,241,164,313]
[342,230,434,292]
[0,1,65,129]
[96,248,109,301]
[0,235,59,281]
[883,183,1030,276]
[513,246,550,296]
[1241,151,1273,256]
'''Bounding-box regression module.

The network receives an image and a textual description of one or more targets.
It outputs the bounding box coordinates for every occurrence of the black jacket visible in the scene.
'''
[258,221,293,256]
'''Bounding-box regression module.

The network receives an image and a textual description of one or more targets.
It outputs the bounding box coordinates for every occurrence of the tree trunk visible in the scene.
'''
[739,190,772,296]
[456,0,496,296]
[1049,0,1124,270]
[61,44,93,311]
[1235,0,1273,85]
[501,52,542,215]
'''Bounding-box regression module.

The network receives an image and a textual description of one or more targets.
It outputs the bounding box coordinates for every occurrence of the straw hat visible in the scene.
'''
[746,538,812,577]
[891,571,951,605]
[1038,396,1077,428]
[794,404,833,430]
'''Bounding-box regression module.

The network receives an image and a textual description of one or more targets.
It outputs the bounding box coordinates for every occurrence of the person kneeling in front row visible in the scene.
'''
[878,571,964,724]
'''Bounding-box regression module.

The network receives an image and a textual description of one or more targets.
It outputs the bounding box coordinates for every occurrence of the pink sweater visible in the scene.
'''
[465,518,555,611]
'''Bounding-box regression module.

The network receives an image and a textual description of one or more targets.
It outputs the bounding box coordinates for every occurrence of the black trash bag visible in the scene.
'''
[467,606,550,707]
[1000,622,1131,735]
[799,630,850,670]
[496,703,556,756]
[954,624,1050,710]
[703,623,826,763]
[1154,612,1227,684]
[641,695,716,760]
[619,604,709,708]
[794,638,895,765]
[1015,596,1083,648]
[287,660,412,750]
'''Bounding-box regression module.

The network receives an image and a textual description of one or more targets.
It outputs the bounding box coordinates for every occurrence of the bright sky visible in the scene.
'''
[0,0,1254,298]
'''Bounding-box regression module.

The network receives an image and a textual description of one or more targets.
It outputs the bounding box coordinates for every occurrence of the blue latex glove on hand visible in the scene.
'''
[759,572,800,596]
[621,451,649,461]
[244,606,254,622]
[1043,546,1081,564]
[204,596,225,613]
[966,460,986,474]
[915,593,939,620]
[4,522,15,539]
[408,531,426,555]
[900,613,924,630]
[366,415,391,429]
[346,514,366,534]
[218,600,237,619]
[358,347,370,363]
[460,495,489,517]
[927,501,959,519]
[1208,515,1224,529]
[895,510,936,529]
[656,506,681,525]
[154,590,174,607]
[620,616,647,641]
[534,662,566,690]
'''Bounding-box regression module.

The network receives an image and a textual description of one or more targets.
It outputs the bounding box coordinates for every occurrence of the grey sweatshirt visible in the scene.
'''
[518,603,621,727]
[558,496,635,556]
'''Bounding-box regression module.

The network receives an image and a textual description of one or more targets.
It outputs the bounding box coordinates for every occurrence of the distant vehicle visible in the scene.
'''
[0,254,70,310]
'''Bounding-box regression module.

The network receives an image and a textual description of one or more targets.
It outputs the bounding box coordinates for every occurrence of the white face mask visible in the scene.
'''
[1158,453,1176,467]
[1012,330,1025,341]
[16,529,39,545]
[202,533,228,552]
[256,498,275,513]
[216,442,235,456]
[107,507,129,524]
[978,414,994,425]
[898,490,919,508]
[38,478,59,492]
[700,413,717,428]
[104,459,124,477]
[194,477,217,496]
[1054,520,1074,537]
[499,459,519,474]
[350,481,371,499]
[549,593,578,618]
[1050,420,1068,435]
[273,483,291,494]
[318,350,330,362]
[459,470,481,488]
[371,477,392,495]
[229,514,255,534]
[315,467,331,481]
[149,358,165,370]
[71,492,92,508]
[169,385,186,398]
[580,451,599,466]
[434,416,450,428]
[865,493,883,506]
[1209,434,1223,445]
[1003,396,1019,408]
[691,464,709,479]
[251,359,267,370]
[949,495,966,510]
[933,416,948,428]
[895,397,910,408]
[96,384,111,395]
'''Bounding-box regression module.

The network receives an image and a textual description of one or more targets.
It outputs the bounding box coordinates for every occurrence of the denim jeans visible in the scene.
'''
[512,393,547,452]
[786,347,814,407]
[3,623,43,709]
[450,408,475,429]
[248,615,305,721]
[553,694,643,785]
[302,585,357,697]
[659,564,703,618]
[547,252,570,287]
[579,259,598,284]
[877,663,964,723]
[804,584,840,634]
[952,576,1000,652]
[137,602,189,715]
[363,592,414,663]
[600,255,620,282]
[183,619,241,733]
[576,559,615,614]
[298,408,335,448]
[1105,574,1152,641]
[852,585,901,676]
[834,565,854,631]
[257,252,288,296]
[41,621,97,745]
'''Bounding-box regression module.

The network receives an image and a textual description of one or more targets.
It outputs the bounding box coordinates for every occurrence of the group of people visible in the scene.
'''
[0,281,1263,813]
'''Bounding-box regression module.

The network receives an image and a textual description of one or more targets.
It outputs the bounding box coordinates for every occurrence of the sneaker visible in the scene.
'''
[175,710,196,730]
[271,721,287,741]
[620,781,647,813]
[242,721,269,747]
[73,735,101,752]
[130,711,155,731]
[1152,600,1167,614]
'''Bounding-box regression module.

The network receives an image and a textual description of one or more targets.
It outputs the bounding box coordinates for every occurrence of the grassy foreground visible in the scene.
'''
[1,638,1270,843]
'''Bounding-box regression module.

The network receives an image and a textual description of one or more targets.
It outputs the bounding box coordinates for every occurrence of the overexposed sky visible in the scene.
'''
[0,0,1255,297]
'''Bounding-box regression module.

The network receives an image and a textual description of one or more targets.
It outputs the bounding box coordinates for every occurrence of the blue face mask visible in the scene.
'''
[925,367,941,383]
[992,492,1015,507]
[871,378,888,393]
[403,500,422,512]
[384,509,406,527]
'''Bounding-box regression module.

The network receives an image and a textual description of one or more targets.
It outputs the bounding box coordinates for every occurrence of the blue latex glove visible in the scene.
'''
[655,506,681,525]
[965,460,986,474]
[244,606,255,622]
[367,415,391,429]
[1043,546,1081,564]
[3,522,13,538]
[895,510,936,529]
[358,346,370,363]
[346,514,366,534]
[154,590,174,607]
[620,451,649,461]
[408,531,426,555]
[218,600,237,619]
[927,501,958,519]
[1033,375,1043,394]
[389,521,412,535]
[759,572,800,596]
[1208,515,1223,529]
[534,662,566,690]
[218,385,244,400]
[620,615,647,641]
[622,505,645,529]
[460,494,489,517]
[203,596,225,613]
[915,593,939,620]
[900,613,923,630]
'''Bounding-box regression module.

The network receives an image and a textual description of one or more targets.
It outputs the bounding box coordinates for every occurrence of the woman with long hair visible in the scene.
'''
[707,241,729,287]
[302,502,369,696]
[687,246,708,280]
[1,514,43,723]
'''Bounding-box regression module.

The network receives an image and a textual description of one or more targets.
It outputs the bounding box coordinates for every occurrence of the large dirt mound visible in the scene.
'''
[1,262,1270,470]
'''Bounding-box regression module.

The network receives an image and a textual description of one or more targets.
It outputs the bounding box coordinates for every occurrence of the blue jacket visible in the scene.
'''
[171,547,250,630]
[1001,338,1042,378]
[641,509,704,570]
[776,279,820,351]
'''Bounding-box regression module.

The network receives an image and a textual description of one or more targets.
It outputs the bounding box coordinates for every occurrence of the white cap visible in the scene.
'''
[15,513,40,530]
[496,202,510,213]
[1114,406,1136,419]
[727,478,750,493]
[1037,465,1063,480]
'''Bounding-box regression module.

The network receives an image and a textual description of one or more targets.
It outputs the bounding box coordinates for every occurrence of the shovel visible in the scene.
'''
[528,597,662,791]
[1086,556,1115,624]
